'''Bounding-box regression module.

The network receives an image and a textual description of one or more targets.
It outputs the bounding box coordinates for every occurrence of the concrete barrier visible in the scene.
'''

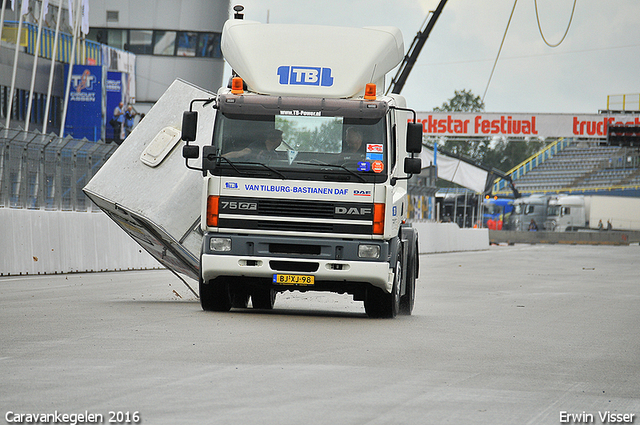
[411,221,489,253]
[0,209,488,276]
[489,230,640,245]
[0,209,161,276]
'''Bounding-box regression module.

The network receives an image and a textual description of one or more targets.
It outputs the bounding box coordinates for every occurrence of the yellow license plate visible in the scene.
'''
[273,274,314,285]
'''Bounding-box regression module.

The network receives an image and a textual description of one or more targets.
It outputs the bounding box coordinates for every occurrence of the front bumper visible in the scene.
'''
[200,233,394,293]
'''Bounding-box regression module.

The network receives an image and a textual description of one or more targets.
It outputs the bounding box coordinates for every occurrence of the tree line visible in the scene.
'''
[431,89,548,175]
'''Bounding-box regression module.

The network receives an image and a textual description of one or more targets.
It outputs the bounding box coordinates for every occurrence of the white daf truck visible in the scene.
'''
[181,18,423,317]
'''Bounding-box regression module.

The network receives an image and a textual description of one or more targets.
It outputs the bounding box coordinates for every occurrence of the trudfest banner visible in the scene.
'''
[416,112,640,139]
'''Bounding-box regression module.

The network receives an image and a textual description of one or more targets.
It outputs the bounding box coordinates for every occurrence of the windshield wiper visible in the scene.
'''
[295,160,366,183]
[220,157,286,179]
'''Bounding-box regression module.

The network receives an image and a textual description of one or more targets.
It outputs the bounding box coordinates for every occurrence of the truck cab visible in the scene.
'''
[182,19,423,318]
[544,195,586,231]
[510,194,553,231]
[483,197,513,230]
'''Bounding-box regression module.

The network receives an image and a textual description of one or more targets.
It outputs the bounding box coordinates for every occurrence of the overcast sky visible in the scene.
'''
[222,0,640,114]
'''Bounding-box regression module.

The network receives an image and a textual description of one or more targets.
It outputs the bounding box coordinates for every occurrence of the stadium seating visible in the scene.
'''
[509,143,640,194]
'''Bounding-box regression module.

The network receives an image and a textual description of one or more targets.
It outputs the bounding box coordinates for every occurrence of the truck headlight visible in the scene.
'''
[210,237,232,252]
[358,244,380,259]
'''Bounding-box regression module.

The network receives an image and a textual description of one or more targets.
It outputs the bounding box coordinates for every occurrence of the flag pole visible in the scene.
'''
[5,0,27,129]
[42,0,62,134]
[59,0,80,137]
[25,0,47,131]
[0,0,8,50]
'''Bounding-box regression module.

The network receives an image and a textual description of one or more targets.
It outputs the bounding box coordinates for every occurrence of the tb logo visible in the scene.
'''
[71,69,95,92]
[277,66,334,87]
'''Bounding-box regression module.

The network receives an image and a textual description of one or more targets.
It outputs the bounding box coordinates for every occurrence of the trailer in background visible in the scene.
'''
[544,195,640,232]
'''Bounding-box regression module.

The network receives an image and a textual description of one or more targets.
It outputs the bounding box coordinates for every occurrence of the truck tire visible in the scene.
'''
[251,287,276,310]
[399,241,417,315]
[200,277,232,312]
[364,253,401,318]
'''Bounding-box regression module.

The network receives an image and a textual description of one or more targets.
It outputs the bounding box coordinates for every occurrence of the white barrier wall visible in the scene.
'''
[0,210,487,276]
[412,222,489,254]
[0,209,161,276]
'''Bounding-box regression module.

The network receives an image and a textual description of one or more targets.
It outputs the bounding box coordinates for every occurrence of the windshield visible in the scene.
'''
[484,204,503,216]
[210,111,387,183]
[547,206,560,216]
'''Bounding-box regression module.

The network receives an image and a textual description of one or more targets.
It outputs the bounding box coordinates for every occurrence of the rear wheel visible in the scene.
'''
[251,286,276,310]
[200,277,232,312]
[230,285,250,308]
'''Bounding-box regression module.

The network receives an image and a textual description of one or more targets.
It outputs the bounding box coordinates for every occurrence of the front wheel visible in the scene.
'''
[200,277,232,312]
[251,286,276,310]
[364,253,401,318]
[399,242,417,315]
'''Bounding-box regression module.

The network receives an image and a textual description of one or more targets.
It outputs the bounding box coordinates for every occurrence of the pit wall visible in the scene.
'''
[490,230,640,245]
[412,222,489,254]
[0,210,488,276]
[0,209,161,276]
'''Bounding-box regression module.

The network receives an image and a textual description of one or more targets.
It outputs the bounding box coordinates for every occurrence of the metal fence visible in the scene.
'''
[2,126,439,216]
[0,128,116,211]
[4,20,119,66]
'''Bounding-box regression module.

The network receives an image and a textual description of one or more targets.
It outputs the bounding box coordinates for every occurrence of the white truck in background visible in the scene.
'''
[180,17,423,317]
[544,195,640,232]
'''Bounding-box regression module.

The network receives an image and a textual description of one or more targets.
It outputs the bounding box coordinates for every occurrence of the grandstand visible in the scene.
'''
[493,140,640,196]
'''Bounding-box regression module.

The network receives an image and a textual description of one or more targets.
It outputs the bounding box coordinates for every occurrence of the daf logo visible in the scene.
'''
[335,206,372,215]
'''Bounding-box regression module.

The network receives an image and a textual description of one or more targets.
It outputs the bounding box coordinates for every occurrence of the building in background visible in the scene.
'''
[0,0,228,139]
[86,0,228,115]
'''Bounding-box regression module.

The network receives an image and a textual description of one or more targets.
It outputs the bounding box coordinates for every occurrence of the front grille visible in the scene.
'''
[257,220,333,232]
[219,196,374,235]
[219,218,372,235]
[258,199,335,218]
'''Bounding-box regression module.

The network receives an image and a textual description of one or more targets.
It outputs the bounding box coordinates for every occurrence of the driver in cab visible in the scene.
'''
[341,127,366,161]
[344,127,363,153]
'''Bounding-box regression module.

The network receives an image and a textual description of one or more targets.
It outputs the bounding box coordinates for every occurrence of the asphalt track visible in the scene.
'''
[1,244,639,424]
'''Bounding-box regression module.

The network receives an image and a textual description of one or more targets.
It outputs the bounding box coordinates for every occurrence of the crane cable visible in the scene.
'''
[483,0,577,102]
[534,0,577,48]
[482,0,518,102]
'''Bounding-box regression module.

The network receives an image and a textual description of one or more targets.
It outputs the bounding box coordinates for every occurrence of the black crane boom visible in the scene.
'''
[386,0,448,95]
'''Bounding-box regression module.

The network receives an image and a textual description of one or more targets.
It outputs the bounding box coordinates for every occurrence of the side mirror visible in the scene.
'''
[406,122,423,153]
[202,145,218,172]
[182,144,199,159]
[404,157,422,175]
[181,111,198,142]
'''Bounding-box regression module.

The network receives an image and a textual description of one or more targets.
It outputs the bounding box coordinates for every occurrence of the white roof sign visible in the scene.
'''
[221,20,404,99]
